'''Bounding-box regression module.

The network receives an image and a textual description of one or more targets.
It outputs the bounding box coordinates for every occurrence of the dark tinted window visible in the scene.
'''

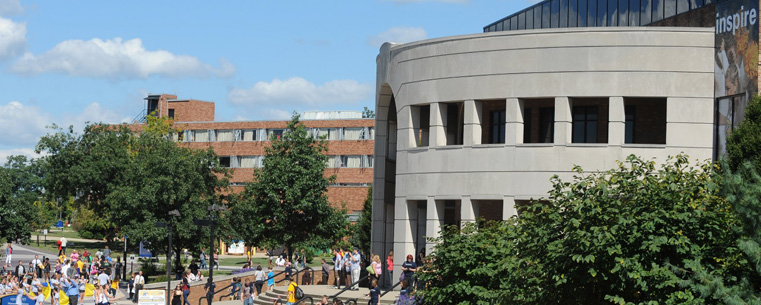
[665,0,676,18]
[619,0,629,26]
[598,0,607,26]
[560,0,569,27]
[543,2,552,27]
[572,106,599,143]
[608,0,618,26]
[640,0,652,24]
[677,0,689,14]
[578,0,588,26]
[551,0,560,27]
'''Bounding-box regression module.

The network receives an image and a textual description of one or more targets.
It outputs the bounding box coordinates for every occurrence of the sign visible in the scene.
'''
[55,221,63,228]
[0,294,35,305]
[42,230,48,235]
[139,241,153,258]
[227,241,245,254]
[129,254,136,262]
[138,289,166,305]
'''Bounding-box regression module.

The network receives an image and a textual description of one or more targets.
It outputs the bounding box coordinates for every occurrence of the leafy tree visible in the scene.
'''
[36,118,229,270]
[362,107,376,119]
[418,155,744,304]
[0,155,45,244]
[350,186,372,256]
[726,96,761,171]
[230,114,347,261]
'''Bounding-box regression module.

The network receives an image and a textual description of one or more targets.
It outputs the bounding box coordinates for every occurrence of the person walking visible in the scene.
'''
[333,249,342,289]
[386,251,393,289]
[371,255,382,283]
[4,244,11,266]
[60,237,68,255]
[254,265,265,295]
[128,272,136,301]
[242,278,254,305]
[182,271,191,305]
[133,271,145,303]
[266,267,275,291]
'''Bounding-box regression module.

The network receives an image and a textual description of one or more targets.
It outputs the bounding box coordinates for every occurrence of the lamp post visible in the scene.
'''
[194,203,226,305]
[157,209,181,305]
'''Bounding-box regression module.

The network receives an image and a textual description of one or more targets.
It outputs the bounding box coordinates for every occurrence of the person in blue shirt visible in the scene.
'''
[63,275,81,305]
[350,248,361,290]
[266,267,275,290]
[365,279,381,305]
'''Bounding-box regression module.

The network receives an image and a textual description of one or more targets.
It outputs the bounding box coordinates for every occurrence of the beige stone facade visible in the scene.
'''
[370,27,716,280]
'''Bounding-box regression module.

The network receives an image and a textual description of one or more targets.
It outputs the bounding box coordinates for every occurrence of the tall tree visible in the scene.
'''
[0,156,40,244]
[230,114,347,261]
[350,186,372,256]
[36,117,229,270]
[726,96,761,171]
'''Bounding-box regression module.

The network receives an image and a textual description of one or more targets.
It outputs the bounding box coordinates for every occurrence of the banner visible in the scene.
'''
[0,294,35,305]
[138,289,166,305]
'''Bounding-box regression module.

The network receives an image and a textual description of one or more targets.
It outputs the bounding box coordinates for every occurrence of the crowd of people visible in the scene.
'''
[0,243,123,305]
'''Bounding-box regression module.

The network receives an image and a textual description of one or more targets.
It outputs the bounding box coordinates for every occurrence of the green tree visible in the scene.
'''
[726,96,761,171]
[418,155,744,305]
[230,114,347,261]
[362,107,376,119]
[0,156,39,244]
[350,186,372,256]
[36,118,229,270]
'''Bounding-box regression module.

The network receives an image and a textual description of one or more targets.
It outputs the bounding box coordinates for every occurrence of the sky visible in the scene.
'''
[0,0,535,160]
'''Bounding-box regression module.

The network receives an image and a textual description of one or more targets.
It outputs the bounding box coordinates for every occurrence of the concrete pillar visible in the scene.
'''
[403,106,418,148]
[609,97,625,145]
[460,196,478,225]
[394,198,417,282]
[425,198,445,254]
[555,97,572,145]
[464,100,482,146]
[503,196,517,219]
[506,98,523,144]
[430,103,445,147]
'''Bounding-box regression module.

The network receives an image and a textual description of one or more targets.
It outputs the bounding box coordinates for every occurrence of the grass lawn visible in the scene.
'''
[42,230,86,239]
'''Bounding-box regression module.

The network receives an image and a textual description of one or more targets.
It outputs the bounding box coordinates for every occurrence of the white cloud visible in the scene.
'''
[368,27,427,47]
[0,16,25,60]
[0,148,44,163]
[0,0,23,16]
[0,101,51,146]
[228,77,372,107]
[12,37,235,79]
[383,0,468,3]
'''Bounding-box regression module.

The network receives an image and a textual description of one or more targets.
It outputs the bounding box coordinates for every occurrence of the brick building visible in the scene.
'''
[141,94,374,217]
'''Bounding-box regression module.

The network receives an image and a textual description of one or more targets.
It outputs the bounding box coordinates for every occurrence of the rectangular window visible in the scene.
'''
[619,0,629,26]
[569,0,578,27]
[560,0,569,27]
[526,9,534,29]
[216,130,234,142]
[239,156,259,168]
[535,5,543,28]
[572,98,608,143]
[326,155,342,168]
[640,0,652,24]
[608,0,618,26]
[412,105,430,147]
[219,156,231,168]
[193,130,209,142]
[652,0,664,22]
[168,109,175,119]
[242,129,256,141]
[587,0,596,26]
[496,20,503,31]
[629,0,640,26]
[543,1,552,28]
[579,0,588,27]
[597,0,607,26]
[343,128,363,140]
[624,98,667,144]
[676,0,689,14]
[518,11,526,30]
[480,100,506,144]
[664,0,676,18]
[523,99,555,144]
[267,129,285,140]
[551,0,560,28]
[342,156,362,168]
[444,102,464,145]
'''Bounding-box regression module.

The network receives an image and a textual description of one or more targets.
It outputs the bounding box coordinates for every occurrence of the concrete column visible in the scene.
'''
[464,100,482,146]
[394,198,417,282]
[430,103,445,147]
[609,97,625,145]
[554,97,572,145]
[425,198,444,254]
[503,196,517,219]
[460,196,478,226]
[403,106,418,148]
[506,98,523,144]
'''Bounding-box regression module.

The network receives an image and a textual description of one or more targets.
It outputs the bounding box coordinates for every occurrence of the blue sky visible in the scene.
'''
[0,0,533,160]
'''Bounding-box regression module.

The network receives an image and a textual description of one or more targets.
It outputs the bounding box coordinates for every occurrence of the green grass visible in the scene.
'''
[41,230,86,239]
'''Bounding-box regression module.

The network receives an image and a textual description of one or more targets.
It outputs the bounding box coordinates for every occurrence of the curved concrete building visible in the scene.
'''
[371,27,715,279]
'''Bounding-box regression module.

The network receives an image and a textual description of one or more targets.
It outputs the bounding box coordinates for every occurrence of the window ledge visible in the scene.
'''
[516,143,554,147]
[406,147,430,152]
[622,144,667,149]
[567,143,609,148]
[436,145,465,150]
[473,143,506,149]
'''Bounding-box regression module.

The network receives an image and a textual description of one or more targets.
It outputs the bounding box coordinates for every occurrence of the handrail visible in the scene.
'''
[380,280,402,298]
[294,296,314,305]
[330,275,369,303]
[275,267,310,284]
[197,283,233,305]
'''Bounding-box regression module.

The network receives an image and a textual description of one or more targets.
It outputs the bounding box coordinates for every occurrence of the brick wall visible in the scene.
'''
[169,100,215,122]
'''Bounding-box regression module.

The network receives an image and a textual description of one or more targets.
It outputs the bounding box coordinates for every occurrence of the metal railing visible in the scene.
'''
[196,270,288,305]
[329,275,368,304]
[275,267,313,285]
[295,296,314,305]
[380,280,402,298]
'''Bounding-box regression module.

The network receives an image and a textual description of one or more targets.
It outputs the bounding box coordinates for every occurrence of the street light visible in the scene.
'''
[194,203,226,305]
[157,209,181,305]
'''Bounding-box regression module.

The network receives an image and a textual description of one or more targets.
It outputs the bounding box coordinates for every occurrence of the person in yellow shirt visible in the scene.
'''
[76,260,84,275]
[286,278,297,305]
[109,275,119,297]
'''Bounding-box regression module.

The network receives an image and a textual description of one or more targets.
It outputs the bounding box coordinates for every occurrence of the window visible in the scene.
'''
[242,129,256,141]
[326,156,343,168]
[412,105,430,147]
[480,100,506,144]
[363,155,374,168]
[342,156,362,168]
[444,102,464,145]
[572,98,608,143]
[216,130,234,142]
[624,98,667,144]
[239,156,259,168]
[168,109,175,119]
[523,99,555,144]
[218,156,231,168]
[193,130,209,142]
[715,95,747,158]
[343,128,362,140]
[267,129,285,140]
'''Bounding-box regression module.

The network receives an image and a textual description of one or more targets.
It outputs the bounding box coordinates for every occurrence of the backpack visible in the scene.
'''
[294,284,304,300]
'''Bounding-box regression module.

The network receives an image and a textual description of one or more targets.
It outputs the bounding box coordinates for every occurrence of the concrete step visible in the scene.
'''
[249,286,397,305]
